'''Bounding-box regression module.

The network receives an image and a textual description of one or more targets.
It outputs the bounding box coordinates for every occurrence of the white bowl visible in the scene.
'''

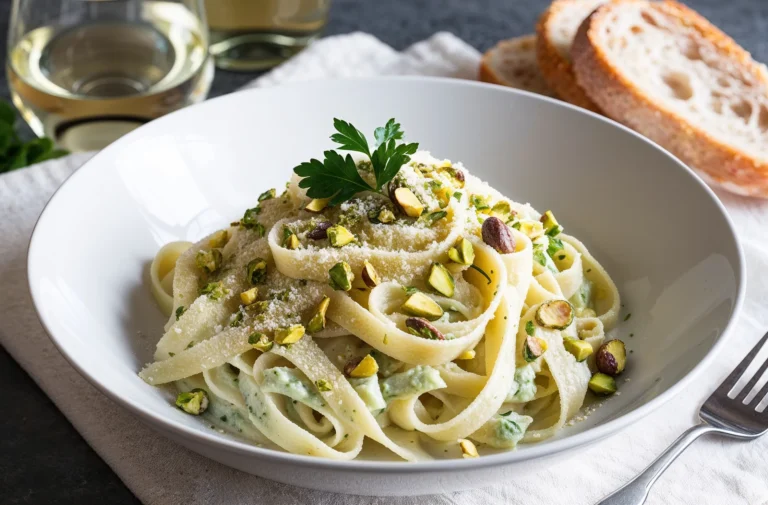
[28,77,745,496]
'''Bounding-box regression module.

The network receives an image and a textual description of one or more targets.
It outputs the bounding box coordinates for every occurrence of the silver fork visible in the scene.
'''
[597,331,768,505]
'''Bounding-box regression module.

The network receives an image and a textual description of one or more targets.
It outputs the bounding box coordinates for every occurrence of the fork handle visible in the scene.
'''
[596,423,720,505]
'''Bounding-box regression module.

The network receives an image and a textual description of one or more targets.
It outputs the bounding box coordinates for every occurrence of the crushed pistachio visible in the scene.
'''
[448,237,475,265]
[346,354,379,378]
[246,258,268,285]
[248,332,273,352]
[375,207,396,224]
[208,230,229,249]
[424,210,447,227]
[327,225,356,247]
[240,287,258,305]
[393,187,424,217]
[470,194,490,211]
[274,324,305,345]
[535,300,574,330]
[307,296,330,333]
[564,339,593,362]
[315,379,333,392]
[229,310,244,327]
[195,249,222,273]
[541,210,563,236]
[427,263,455,297]
[361,261,381,288]
[305,198,330,213]
[523,336,548,362]
[329,261,354,291]
[519,221,544,239]
[284,231,300,250]
[241,207,263,230]
[401,292,444,320]
[459,438,479,458]
[200,282,228,300]
[456,349,476,360]
[489,201,513,221]
[175,389,209,415]
[258,188,276,201]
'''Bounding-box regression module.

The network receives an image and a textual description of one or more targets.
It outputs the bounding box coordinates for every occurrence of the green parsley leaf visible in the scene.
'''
[330,118,371,156]
[294,150,372,206]
[294,118,419,206]
[371,139,418,189]
[0,102,15,126]
[0,101,68,175]
[373,118,404,146]
[525,320,535,336]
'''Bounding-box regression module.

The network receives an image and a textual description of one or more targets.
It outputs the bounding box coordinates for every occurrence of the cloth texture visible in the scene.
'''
[2,32,768,505]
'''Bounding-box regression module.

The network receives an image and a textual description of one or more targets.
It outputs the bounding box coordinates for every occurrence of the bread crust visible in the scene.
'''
[479,35,555,96]
[536,0,602,112]
[572,0,768,196]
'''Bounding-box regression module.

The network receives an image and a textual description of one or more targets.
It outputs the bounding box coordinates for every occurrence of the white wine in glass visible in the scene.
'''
[7,0,214,152]
[206,0,331,71]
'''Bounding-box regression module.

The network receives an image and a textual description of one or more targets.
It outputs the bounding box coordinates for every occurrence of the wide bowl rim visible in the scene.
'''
[27,75,746,473]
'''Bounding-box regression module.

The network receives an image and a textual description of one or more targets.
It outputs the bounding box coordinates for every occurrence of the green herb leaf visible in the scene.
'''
[0,102,15,126]
[371,139,418,190]
[373,118,404,146]
[330,118,371,156]
[0,100,68,175]
[525,320,535,336]
[295,118,419,206]
[295,151,373,206]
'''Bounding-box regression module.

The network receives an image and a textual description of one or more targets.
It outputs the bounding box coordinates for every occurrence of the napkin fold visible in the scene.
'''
[2,32,768,505]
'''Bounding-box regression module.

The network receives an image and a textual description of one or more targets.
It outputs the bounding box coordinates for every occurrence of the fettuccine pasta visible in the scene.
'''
[140,142,621,461]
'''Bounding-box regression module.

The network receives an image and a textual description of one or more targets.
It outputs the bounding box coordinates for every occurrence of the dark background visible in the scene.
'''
[3,0,767,503]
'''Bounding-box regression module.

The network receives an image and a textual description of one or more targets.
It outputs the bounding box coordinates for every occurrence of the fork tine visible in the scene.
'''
[715,330,768,396]
[737,355,768,403]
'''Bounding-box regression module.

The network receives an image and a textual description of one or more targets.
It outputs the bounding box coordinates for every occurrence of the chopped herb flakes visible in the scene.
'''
[525,320,535,336]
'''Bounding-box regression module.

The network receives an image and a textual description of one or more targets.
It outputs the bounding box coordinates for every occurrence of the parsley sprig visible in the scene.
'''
[0,101,67,174]
[294,118,418,206]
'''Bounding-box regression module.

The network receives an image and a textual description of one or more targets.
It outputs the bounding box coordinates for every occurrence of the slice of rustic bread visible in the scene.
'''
[572,0,768,197]
[479,35,556,97]
[536,0,607,112]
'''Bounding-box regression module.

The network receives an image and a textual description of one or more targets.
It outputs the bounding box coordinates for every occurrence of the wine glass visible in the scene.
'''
[7,0,214,152]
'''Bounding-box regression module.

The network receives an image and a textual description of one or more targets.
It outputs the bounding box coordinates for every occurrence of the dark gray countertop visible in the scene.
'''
[2,0,765,503]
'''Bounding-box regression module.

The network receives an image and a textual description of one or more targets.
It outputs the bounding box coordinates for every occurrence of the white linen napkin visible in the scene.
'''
[2,32,768,505]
